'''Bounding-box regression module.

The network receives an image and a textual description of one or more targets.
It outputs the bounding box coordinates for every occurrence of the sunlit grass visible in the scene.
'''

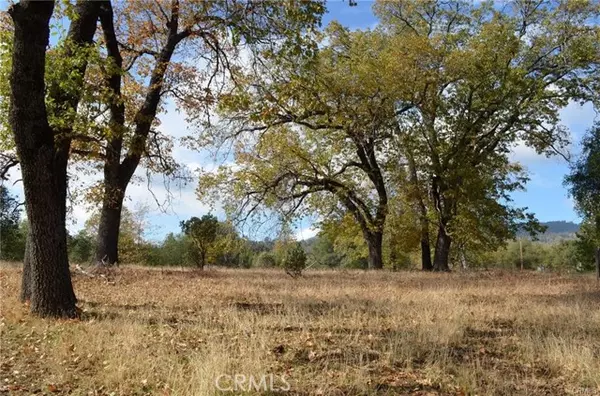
[1,264,599,395]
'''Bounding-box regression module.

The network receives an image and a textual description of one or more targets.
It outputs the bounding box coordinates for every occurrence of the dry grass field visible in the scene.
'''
[1,265,599,395]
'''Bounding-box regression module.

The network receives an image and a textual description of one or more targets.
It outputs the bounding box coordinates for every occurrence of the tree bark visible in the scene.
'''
[596,247,600,281]
[9,1,100,317]
[94,187,125,265]
[9,1,75,317]
[420,227,433,271]
[19,230,32,303]
[366,231,384,270]
[433,223,452,272]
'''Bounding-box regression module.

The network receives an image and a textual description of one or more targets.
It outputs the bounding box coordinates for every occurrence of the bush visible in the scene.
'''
[68,230,95,264]
[253,251,277,268]
[282,243,306,277]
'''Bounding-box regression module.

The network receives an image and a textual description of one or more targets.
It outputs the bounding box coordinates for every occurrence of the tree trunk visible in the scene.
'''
[460,249,468,270]
[420,230,433,271]
[92,4,182,268]
[407,152,433,271]
[596,248,600,281]
[9,1,100,317]
[94,185,125,265]
[366,231,384,270]
[94,1,126,267]
[433,224,451,272]
[20,230,32,303]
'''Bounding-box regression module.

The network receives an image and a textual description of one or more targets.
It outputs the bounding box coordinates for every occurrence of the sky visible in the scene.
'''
[2,1,598,242]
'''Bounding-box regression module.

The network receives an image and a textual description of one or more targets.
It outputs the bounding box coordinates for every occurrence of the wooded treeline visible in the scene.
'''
[2,187,597,273]
[1,0,599,318]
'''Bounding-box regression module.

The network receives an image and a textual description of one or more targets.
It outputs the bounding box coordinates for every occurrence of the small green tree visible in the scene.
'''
[282,243,306,278]
[180,214,219,270]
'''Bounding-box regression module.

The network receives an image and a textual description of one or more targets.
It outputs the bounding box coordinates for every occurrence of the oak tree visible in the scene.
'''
[7,0,101,317]
[198,24,398,269]
[180,214,219,269]
[377,0,600,270]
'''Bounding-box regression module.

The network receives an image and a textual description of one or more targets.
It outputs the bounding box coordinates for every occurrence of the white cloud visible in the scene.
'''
[509,140,548,164]
[559,101,597,140]
[509,101,597,166]
[294,225,320,241]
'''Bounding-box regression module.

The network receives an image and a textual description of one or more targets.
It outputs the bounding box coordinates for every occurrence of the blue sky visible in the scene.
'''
[3,1,598,241]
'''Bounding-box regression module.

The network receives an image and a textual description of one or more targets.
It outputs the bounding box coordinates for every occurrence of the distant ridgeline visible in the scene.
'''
[518,221,581,242]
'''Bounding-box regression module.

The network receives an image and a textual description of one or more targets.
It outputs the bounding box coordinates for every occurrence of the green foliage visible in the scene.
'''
[487,240,549,270]
[0,186,24,261]
[157,233,190,267]
[199,0,600,270]
[484,238,594,273]
[180,214,219,269]
[67,230,95,264]
[572,220,600,272]
[253,251,277,268]
[565,123,600,269]
[378,0,599,268]
[84,205,149,265]
[282,243,307,277]
[320,215,369,269]
[0,13,13,152]
[307,235,342,268]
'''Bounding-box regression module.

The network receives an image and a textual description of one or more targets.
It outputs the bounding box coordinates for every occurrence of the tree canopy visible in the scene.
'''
[197,0,600,271]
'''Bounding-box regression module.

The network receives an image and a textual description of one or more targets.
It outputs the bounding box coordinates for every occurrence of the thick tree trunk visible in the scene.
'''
[94,186,125,265]
[366,231,384,270]
[9,1,100,317]
[19,231,32,303]
[433,224,451,272]
[9,1,75,317]
[420,229,433,271]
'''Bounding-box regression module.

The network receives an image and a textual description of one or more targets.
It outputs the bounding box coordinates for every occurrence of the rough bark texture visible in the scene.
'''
[365,231,384,270]
[433,224,452,272]
[94,188,125,265]
[9,0,100,317]
[421,236,433,271]
[19,230,32,303]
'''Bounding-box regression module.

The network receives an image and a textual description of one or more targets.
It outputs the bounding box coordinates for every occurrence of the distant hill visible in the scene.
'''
[541,221,580,234]
[519,221,580,242]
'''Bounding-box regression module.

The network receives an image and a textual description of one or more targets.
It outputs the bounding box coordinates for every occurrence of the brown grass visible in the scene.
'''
[1,265,599,395]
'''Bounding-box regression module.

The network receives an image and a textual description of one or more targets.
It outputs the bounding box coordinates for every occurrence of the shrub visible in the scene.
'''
[282,243,306,277]
[68,230,95,264]
[253,252,277,268]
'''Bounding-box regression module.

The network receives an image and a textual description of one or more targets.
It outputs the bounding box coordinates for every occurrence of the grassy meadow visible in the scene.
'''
[1,264,599,395]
